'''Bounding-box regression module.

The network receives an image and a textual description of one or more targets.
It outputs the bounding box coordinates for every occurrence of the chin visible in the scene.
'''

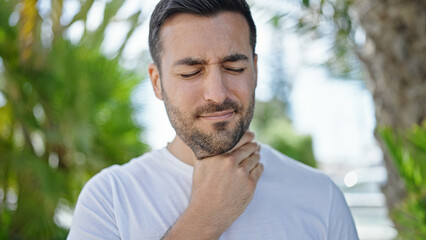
[193,148,228,160]
[191,134,240,159]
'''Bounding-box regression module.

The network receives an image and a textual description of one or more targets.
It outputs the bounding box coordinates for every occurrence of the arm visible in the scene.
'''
[327,180,359,240]
[161,132,264,240]
[67,172,119,240]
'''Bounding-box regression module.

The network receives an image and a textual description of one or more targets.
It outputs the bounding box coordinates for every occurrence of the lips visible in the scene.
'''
[198,110,235,121]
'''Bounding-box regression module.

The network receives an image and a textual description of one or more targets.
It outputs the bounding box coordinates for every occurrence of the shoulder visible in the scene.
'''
[68,149,167,238]
[74,149,164,205]
[78,147,191,204]
[258,144,342,208]
[104,148,170,175]
[259,144,331,186]
[257,144,358,239]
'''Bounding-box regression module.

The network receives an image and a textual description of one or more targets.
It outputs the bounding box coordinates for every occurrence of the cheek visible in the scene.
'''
[228,77,256,100]
[167,82,202,111]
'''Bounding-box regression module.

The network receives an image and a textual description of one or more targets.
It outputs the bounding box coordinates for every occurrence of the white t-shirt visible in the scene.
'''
[68,144,358,240]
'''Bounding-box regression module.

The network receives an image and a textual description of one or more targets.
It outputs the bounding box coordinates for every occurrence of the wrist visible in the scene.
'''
[162,204,224,240]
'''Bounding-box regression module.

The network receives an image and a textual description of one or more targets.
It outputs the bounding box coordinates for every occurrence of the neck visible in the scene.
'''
[167,135,197,166]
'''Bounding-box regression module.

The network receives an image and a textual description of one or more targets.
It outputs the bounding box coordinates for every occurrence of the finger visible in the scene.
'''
[229,141,259,165]
[227,131,255,153]
[249,163,264,183]
[239,152,260,173]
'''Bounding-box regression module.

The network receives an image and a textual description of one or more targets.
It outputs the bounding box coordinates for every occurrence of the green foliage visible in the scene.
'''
[252,98,316,168]
[0,0,148,239]
[256,0,361,78]
[297,0,361,79]
[302,0,310,8]
[379,123,426,239]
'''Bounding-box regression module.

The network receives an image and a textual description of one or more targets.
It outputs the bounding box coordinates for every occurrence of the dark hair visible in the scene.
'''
[148,0,257,67]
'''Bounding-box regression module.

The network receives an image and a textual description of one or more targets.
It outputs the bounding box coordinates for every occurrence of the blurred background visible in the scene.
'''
[0,0,425,239]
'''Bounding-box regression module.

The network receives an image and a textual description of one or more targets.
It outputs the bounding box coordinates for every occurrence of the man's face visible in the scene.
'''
[149,12,257,159]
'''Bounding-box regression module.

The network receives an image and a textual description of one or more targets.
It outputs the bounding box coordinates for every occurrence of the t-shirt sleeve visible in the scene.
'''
[327,180,359,240]
[67,170,120,240]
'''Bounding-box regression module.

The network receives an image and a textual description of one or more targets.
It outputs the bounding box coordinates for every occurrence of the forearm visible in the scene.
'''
[161,133,263,240]
[161,206,223,240]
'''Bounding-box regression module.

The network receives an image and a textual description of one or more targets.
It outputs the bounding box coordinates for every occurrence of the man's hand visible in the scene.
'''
[162,132,264,240]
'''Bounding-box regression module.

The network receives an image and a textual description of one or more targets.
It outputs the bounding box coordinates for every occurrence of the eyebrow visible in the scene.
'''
[173,53,249,67]
[220,53,248,63]
[174,57,207,66]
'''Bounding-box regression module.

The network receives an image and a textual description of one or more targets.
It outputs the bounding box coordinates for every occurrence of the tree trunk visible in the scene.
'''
[352,0,426,212]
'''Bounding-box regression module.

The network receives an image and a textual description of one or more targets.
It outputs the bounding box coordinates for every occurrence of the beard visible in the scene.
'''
[162,90,255,159]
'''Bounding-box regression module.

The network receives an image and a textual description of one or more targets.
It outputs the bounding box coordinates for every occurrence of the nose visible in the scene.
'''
[202,67,229,103]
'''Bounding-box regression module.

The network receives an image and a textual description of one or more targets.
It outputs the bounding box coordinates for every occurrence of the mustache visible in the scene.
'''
[194,98,242,116]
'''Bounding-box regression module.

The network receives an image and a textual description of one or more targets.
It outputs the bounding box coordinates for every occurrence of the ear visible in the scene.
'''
[253,53,258,88]
[148,63,163,100]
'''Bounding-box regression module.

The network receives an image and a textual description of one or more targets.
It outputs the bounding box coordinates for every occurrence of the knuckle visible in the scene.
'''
[251,143,260,154]
[247,178,256,191]
[259,163,264,171]
[256,163,264,173]
[224,156,237,168]
[244,144,251,151]
[250,163,264,178]
[248,154,260,167]
[236,166,247,176]
[246,131,255,139]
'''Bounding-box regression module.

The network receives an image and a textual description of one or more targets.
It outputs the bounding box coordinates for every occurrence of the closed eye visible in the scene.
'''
[181,70,201,78]
[224,67,245,73]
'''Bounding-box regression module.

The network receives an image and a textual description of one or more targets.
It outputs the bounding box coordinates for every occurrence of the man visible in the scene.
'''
[68,0,359,239]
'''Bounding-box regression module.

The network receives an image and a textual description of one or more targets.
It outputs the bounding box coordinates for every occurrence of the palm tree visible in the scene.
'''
[0,0,148,238]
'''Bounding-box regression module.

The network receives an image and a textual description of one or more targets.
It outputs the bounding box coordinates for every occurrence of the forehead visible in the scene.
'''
[159,12,252,66]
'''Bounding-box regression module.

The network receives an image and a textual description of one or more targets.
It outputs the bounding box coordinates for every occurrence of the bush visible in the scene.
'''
[379,122,426,239]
